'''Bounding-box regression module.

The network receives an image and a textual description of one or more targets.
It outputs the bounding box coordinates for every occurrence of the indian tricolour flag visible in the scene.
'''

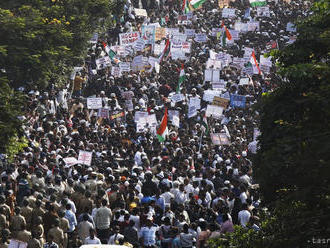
[176,64,185,93]
[201,115,209,134]
[158,39,170,63]
[249,0,267,7]
[182,0,190,14]
[222,26,232,46]
[103,42,120,64]
[250,51,261,75]
[190,0,206,9]
[157,108,168,142]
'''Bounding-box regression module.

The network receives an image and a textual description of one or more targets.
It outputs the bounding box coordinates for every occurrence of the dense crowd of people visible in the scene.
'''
[0,0,311,247]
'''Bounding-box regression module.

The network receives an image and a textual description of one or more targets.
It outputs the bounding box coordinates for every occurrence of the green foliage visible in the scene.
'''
[0,77,26,154]
[211,1,330,247]
[0,0,119,89]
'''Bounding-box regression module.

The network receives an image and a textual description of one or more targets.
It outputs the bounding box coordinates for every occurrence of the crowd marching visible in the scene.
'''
[0,0,311,247]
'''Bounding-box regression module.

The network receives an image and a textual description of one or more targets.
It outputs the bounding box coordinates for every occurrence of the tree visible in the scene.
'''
[0,0,119,89]
[208,0,330,247]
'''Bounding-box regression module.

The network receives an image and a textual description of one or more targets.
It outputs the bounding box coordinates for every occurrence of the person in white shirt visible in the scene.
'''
[108,225,124,245]
[84,228,101,244]
[238,204,251,228]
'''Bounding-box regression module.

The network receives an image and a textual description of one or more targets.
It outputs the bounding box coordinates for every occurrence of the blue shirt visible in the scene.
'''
[65,210,77,232]
[140,225,159,246]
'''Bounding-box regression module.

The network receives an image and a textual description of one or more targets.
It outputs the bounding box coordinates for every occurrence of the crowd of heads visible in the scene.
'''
[0,0,311,247]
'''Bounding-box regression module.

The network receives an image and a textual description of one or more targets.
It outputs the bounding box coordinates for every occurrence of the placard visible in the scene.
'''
[78,150,93,166]
[111,66,122,78]
[63,157,78,167]
[211,133,231,145]
[155,27,166,40]
[95,56,111,70]
[98,108,110,118]
[141,25,156,45]
[189,97,201,109]
[87,98,103,109]
[134,8,148,17]
[171,93,185,103]
[110,111,125,120]
[203,90,221,102]
[194,33,207,43]
[134,38,145,51]
[239,78,250,86]
[257,7,270,17]
[230,94,246,108]
[119,32,140,46]
[212,96,229,108]
[206,105,224,119]
[188,105,197,118]
[185,29,196,37]
[119,62,131,72]
[286,22,297,32]
[222,8,236,18]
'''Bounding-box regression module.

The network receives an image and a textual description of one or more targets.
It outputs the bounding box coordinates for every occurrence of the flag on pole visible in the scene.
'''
[250,51,261,75]
[103,42,120,64]
[222,26,232,46]
[201,115,209,135]
[249,0,267,7]
[190,0,206,9]
[158,39,170,63]
[157,108,168,142]
[182,0,190,14]
[176,64,185,93]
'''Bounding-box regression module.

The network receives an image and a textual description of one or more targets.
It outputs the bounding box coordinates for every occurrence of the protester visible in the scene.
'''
[0,0,311,247]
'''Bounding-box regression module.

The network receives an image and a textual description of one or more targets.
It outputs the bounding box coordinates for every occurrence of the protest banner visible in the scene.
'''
[78,150,93,166]
[194,33,207,43]
[134,8,148,17]
[239,78,250,86]
[154,44,165,56]
[134,111,149,122]
[189,97,201,109]
[141,25,156,44]
[119,62,131,73]
[97,108,110,118]
[257,7,270,17]
[110,111,125,120]
[212,96,230,108]
[211,133,231,145]
[286,22,297,32]
[95,56,111,70]
[63,157,78,167]
[168,110,180,127]
[87,98,102,109]
[155,27,166,41]
[188,105,197,118]
[119,32,140,46]
[111,66,121,78]
[203,90,221,102]
[134,38,145,51]
[171,93,185,103]
[230,94,246,108]
[185,29,196,37]
[212,80,227,90]
[171,34,187,42]
[206,105,224,119]
[222,8,236,18]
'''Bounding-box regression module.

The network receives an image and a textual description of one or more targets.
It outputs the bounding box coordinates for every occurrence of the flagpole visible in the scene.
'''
[198,129,204,153]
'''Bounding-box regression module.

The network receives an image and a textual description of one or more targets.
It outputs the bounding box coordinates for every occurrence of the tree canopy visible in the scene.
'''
[0,0,118,89]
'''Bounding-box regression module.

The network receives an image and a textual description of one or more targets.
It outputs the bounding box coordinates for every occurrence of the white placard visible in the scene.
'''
[185,29,196,37]
[63,157,78,167]
[206,105,224,119]
[87,98,103,109]
[257,7,270,17]
[119,32,140,46]
[134,38,145,51]
[78,150,93,166]
[194,33,207,43]
[171,93,185,103]
[95,56,111,70]
[134,8,148,17]
[222,8,236,18]
[189,97,201,110]
[119,62,131,72]
[188,105,197,118]
[203,90,221,102]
